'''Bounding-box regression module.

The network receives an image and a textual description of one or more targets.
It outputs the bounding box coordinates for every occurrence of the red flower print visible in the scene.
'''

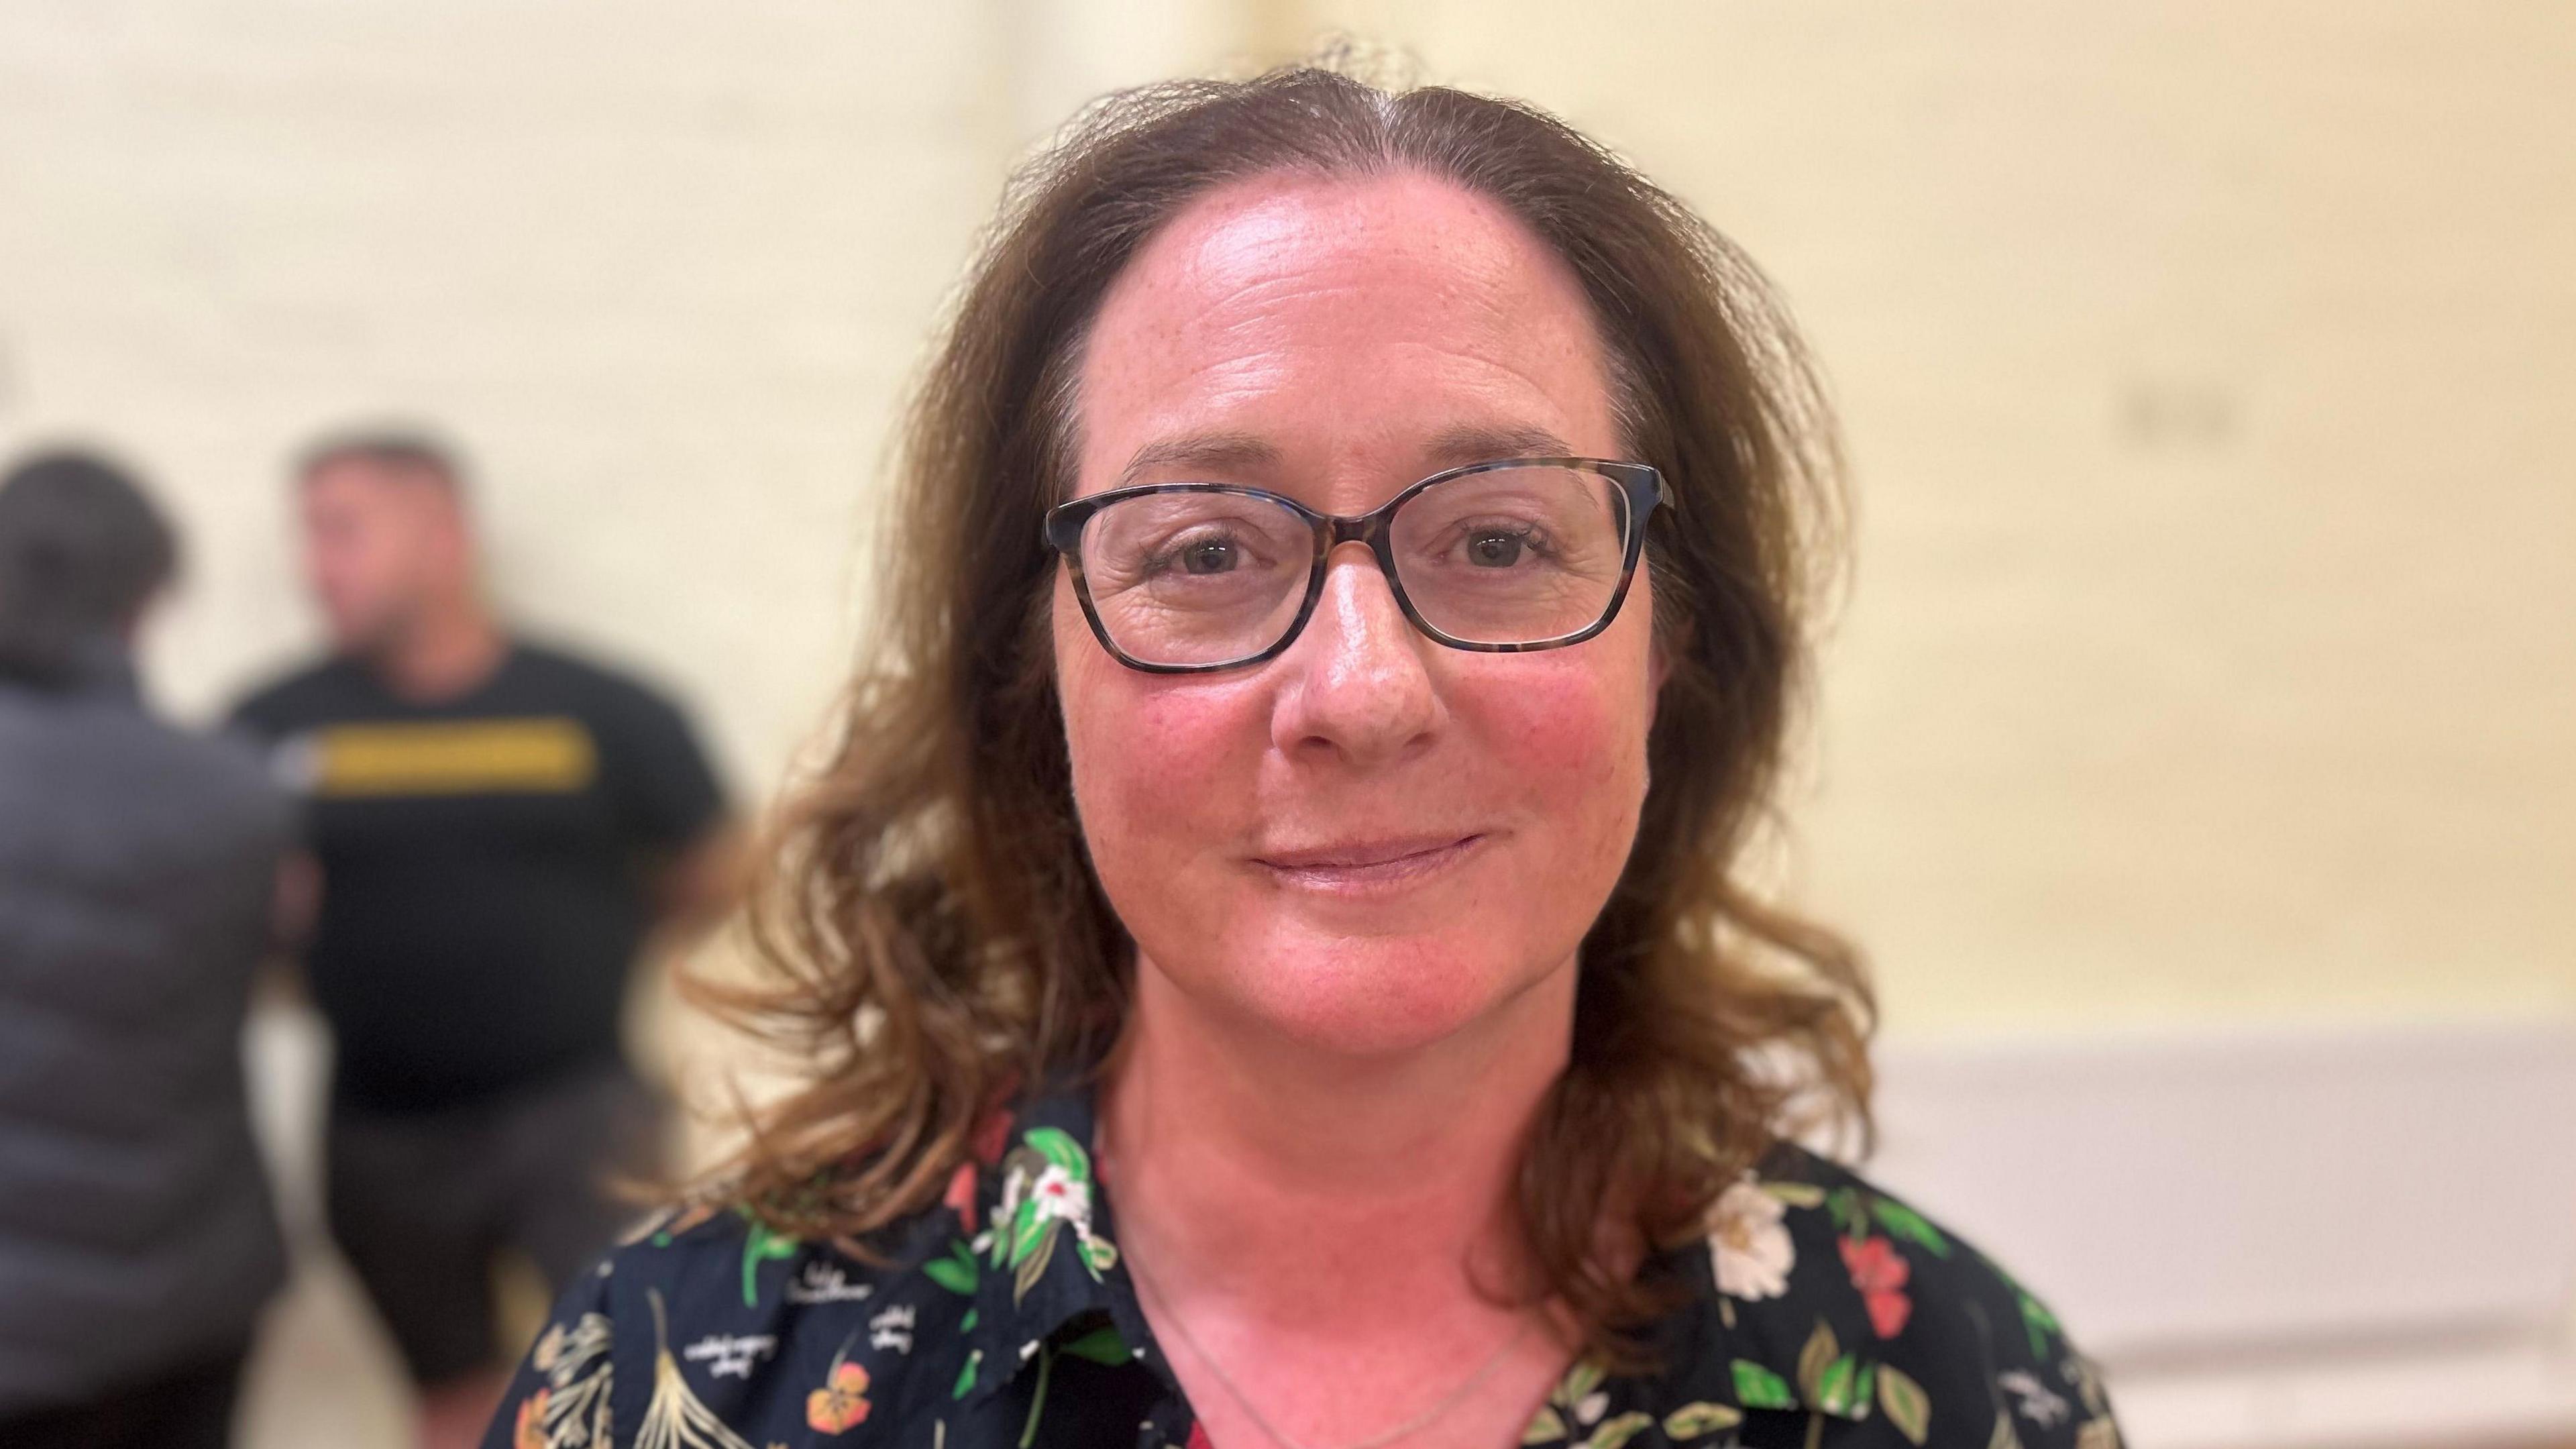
[1839,1235,1914,1339]
[944,1161,979,1233]
[1864,1279,1912,1338]
[971,1093,1016,1166]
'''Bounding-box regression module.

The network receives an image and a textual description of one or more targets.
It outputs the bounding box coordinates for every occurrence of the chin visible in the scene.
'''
[325,614,390,656]
[1214,930,1560,1059]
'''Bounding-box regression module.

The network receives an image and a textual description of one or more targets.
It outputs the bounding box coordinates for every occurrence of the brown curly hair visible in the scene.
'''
[690,60,1872,1366]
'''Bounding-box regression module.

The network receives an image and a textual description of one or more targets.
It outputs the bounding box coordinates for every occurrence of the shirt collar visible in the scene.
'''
[956,1080,1175,1408]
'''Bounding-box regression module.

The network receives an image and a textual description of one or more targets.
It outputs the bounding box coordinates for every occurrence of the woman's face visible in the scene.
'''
[1055,171,1660,1058]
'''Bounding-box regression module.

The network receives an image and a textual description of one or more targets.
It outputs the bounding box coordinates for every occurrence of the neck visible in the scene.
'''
[1099,955,1576,1318]
[368,594,505,702]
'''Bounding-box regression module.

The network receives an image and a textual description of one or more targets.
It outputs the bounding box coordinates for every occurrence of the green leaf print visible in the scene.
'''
[1521,1404,1568,1444]
[738,1218,798,1307]
[1876,1364,1931,1446]
[1814,1355,1863,1416]
[925,1240,979,1295]
[1585,1411,1654,1449]
[1008,1194,1051,1269]
[1869,1198,1954,1258]
[990,1147,1042,1269]
[1732,1360,1797,1410]
[953,1348,982,1401]
[1061,1324,1132,1366]
[2018,1291,2063,1360]
[1022,1126,1089,1176]
[1011,1224,1059,1305]
[1003,1187,1056,1303]
[1663,1402,1745,1439]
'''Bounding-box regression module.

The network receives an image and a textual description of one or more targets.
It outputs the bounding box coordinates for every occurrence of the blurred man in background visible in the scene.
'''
[229,431,737,1449]
[0,451,292,1449]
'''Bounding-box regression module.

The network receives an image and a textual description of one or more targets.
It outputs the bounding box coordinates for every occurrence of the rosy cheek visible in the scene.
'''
[1462,654,1643,789]
[1097,702,1231,839]
[1061,668,1263,868]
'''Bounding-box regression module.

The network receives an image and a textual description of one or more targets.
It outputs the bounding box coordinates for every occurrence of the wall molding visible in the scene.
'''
[1862,1018,2576,1449]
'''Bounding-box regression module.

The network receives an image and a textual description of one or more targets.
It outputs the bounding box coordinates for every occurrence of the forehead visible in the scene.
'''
[302,459,453,516]
[1075,170,1617,493]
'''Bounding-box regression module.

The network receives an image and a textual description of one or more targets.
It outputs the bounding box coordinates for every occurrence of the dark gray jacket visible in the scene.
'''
[0,643,290,1413]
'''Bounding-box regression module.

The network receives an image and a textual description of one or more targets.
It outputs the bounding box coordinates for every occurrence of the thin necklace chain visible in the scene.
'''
[1123,1244,1535,1449]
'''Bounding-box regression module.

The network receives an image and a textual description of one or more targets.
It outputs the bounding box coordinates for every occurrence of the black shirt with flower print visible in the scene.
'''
[482,1085,2120,1449]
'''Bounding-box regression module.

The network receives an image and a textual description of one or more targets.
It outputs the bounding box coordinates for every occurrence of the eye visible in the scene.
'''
[1464,528,1527,568]
[1131,525,1271,582]
[1181,538,1239,575]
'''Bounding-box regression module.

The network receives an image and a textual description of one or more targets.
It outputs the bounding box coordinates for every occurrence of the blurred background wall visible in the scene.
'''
[1306,1,2576,1034]
[2,1,2569,1444]
[6,0,2568,1031]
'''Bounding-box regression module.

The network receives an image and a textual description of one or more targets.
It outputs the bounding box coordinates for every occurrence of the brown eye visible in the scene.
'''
[1466,530,1526,568]
[1182,539,1238,574]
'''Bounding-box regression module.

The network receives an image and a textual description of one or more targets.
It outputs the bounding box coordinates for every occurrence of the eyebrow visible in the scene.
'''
[1418,423,1576,470]
[1116,432,1282,488]
[1114,422,1576,490]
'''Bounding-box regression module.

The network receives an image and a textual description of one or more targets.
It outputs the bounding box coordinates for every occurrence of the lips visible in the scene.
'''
[1250,833,1487,890]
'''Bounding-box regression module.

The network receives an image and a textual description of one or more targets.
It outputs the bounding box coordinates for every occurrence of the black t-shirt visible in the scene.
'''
[231,641,725,1112]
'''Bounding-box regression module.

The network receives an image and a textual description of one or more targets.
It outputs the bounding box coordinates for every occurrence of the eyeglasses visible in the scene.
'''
[1044,457,1670,674]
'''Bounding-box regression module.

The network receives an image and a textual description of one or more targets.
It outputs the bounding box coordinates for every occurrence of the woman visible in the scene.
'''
[486,66,2118,1449]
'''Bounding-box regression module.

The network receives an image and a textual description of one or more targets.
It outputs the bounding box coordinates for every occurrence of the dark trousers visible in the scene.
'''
[329,1061,665,1385]
[0,1342,250,1449]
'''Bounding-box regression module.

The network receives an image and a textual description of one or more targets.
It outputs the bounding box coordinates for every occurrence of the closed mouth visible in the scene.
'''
[1251,833,1487,889]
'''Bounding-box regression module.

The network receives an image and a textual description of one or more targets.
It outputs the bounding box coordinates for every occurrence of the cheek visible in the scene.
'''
[1472,571,1659,816]
[1468,653,1652,849]
[1053,582,1264,873]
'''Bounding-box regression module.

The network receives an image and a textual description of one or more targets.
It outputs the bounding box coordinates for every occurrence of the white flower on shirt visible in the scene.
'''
[1708,1181,1796,1300]
[1030,1163,1090,1225]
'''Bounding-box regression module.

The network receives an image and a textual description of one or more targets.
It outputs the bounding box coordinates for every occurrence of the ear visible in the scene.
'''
[1646,597,1689,724]
[426,490,479,574]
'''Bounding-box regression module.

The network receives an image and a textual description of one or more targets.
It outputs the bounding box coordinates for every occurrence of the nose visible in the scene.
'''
[1268,544,1443,768]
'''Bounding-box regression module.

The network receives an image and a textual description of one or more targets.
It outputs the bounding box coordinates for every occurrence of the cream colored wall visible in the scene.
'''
[3,1,2567,1044]
[1301,0,2576,1030]
[0,0,1030,799]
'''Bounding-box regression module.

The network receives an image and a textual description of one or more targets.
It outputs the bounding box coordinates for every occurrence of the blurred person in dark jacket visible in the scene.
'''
[0,450,292,1449]
[227,429,739,1449]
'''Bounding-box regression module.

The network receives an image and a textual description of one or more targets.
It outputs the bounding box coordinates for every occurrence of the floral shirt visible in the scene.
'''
[484,1085,2119,1449]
